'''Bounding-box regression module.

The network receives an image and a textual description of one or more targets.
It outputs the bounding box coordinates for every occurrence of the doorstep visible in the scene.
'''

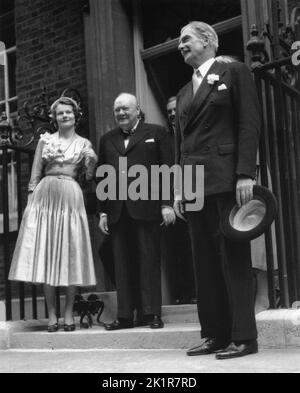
[1,309,300,350]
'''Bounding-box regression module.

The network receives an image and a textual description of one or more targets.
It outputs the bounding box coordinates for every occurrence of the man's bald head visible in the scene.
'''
[113,93,140,131]
[114,93,138,106]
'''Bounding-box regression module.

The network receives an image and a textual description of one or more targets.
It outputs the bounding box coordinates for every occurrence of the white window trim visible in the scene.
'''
[0,43,18,233]
[0,150,18,234]
[0,45,17,119]
[132,0,166,126]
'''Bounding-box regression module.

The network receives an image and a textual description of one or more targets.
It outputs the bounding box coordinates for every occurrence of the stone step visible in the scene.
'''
[10,321,201,350]
[161,305,198,324]
[3,309,300,351]
[96,292,199,324]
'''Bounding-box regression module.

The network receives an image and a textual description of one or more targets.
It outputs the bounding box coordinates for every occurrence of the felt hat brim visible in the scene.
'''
[220,185,278,241]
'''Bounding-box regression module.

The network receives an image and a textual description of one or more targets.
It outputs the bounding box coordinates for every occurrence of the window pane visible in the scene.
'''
[0,151,17,215]
[0,11,15,48]
[0,0,14,14]
[0,63,4,102]
[142,0,241,48]
[7,50,16,97]
[9,99,18,115]
[0,101,6,113]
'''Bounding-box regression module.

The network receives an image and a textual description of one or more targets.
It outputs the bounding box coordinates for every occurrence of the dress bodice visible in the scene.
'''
[28,132,98,191]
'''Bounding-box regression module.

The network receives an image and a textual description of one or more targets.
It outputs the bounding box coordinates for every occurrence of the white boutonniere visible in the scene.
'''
[207,74,220,85]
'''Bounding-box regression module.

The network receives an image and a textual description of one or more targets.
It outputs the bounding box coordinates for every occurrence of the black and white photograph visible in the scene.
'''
[0,0,300,376]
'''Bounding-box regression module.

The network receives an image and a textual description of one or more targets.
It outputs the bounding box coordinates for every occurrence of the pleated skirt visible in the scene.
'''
[9,176,97,287]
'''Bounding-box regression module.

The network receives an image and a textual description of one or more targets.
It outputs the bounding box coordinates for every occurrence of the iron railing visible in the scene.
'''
[0,144,45,321]
[254,57,300,308]
[0,142,98,321]
[0,88,94,321]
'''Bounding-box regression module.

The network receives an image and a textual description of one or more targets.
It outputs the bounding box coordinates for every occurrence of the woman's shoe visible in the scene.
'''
[47,323,59,333]
[63,323,76,332]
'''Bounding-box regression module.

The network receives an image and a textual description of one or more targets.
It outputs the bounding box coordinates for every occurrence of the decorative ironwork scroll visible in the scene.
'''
[246,3,300,89]
[0,87,82,148]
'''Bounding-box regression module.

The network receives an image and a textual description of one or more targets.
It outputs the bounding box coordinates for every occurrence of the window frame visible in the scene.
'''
[0,149,18,234]
[0,8,18,234]
[140,15,243,61]
[0,44,17,118]
[132,0,244,121]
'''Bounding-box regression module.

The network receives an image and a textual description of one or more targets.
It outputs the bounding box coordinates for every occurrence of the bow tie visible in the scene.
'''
[122,128,135,138]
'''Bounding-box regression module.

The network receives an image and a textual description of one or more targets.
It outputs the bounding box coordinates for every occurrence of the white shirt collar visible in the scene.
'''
[195,58,216,78]
[131,119,140,132]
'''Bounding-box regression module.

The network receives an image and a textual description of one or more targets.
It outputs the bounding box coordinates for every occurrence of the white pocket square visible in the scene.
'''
[145,139,155,143]
[218,84,228,91]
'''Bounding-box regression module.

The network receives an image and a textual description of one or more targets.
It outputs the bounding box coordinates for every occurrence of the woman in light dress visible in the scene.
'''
[9,97,97,332]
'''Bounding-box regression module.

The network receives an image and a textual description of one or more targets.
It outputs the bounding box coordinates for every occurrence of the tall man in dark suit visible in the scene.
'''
[174,22,261,359]
[97,93,175,330]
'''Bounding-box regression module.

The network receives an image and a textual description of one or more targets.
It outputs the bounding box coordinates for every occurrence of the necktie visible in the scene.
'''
[192,69,202,96]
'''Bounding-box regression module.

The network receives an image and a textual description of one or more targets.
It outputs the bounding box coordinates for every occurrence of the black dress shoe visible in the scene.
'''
[149,315,164,329]
[216,340,258,360]
[187,338,230,356]
[47,322,59,333]
[104,319,134,331]
[64,323,76,332]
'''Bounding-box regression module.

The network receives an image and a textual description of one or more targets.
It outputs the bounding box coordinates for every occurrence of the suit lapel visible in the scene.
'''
[126,122,150,154]
[185,61,226,132]
[110,129,126,155]
[177,83,193,134]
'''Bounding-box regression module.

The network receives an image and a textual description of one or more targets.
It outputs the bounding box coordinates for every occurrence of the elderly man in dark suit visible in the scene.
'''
[97,93,175,330]
[174,22,261,359]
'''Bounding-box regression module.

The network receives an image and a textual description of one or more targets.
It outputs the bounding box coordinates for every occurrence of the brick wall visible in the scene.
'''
[15,0,89,136]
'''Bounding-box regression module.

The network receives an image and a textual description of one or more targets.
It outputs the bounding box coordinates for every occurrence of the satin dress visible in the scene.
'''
[9,132,97,287]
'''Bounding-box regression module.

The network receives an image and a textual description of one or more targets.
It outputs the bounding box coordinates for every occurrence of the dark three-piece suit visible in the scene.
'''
[97,122,172,320]
[175,60,261,342]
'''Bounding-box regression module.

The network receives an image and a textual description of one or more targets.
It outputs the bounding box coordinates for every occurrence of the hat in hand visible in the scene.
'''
[220,185,278,241]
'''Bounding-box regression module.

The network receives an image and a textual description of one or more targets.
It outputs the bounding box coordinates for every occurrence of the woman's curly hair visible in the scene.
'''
[50,96,82,128]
